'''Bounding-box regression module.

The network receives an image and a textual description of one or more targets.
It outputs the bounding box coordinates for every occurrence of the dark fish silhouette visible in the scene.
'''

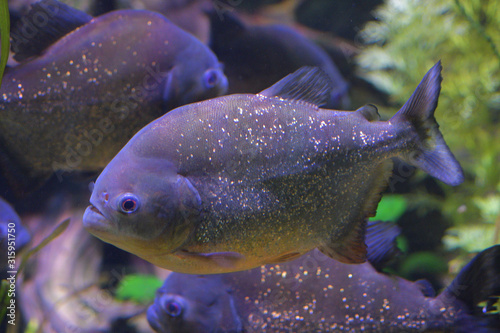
[84,62,463,274]
[0,0,227,191]
[0,197,30,272]
[148,236,500,332]
[208,10,350,109]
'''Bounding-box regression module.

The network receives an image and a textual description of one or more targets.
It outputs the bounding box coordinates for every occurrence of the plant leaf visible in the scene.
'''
[0,0,9,88]
[116,274,163,304]
[369,195,407,222]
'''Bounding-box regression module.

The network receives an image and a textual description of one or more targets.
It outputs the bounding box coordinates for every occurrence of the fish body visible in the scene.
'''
[147,246,500,332]
[84,63,463,274]
[0,0,227,183]
[0,197,30,272]
[208,10,350,109]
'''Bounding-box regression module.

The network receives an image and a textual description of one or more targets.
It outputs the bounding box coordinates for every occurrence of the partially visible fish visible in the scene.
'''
[84,62,463,274]
[0,197,30,273]
[124,0,213,43]
[148,242,500,332]
[208,10,350,109]
[0,0,227,191]
[19,202,154,333]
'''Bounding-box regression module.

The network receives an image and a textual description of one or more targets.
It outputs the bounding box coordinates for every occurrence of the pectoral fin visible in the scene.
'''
[176,250,245,269]
[267,251,302,264]
[174,175,202,220]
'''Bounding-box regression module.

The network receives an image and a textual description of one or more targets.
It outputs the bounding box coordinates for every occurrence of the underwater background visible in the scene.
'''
[0,0,498,332]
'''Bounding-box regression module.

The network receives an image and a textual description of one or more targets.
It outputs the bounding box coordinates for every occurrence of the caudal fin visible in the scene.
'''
[440,245,500,332]
[390,61,464,186]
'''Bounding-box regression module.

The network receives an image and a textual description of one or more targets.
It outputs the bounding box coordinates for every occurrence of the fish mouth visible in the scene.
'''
[83,204,112,234]
[90,205,102,215]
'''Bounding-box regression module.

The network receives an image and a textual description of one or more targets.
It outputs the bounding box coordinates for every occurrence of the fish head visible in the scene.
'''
[147,274,242,333]
[83,154,201,258]
[165,49,228,107]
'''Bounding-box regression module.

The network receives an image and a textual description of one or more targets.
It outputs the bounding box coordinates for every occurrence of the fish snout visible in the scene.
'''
[82,204,113,234]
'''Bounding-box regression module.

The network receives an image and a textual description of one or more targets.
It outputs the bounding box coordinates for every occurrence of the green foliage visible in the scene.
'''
[357,0,500,253]
[0,0,9,88]
[0,279,9,326]
[478,297,500,315]
[399,251,448,278]
[443,223,497,252]
[370,195,407,222]
[115,274,163,304]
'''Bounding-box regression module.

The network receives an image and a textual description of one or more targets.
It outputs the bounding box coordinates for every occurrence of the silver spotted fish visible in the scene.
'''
[147,243,500,332]
[0,0,227,189]
[84,62,463,274]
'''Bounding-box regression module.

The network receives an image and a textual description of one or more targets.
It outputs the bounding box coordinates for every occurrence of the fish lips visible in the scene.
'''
[82,204,114,236]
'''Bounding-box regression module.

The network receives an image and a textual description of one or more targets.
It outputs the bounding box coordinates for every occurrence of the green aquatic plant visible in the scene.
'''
[0,0,9,88]
[116,274,163,304]
[357,0,500,253]
[369,195,407,222]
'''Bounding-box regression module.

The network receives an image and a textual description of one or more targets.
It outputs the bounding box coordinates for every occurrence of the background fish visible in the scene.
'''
[208,10,350,109]
[83,62,463,274]
[148,241,500,332]
[0,197,30,274]
[0,0,227,192]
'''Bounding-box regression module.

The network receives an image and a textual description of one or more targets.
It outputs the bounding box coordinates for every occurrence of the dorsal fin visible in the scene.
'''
[11,0,92,62]
[259,67,333,107]
[355,104,381,121]
[415,279,436,297]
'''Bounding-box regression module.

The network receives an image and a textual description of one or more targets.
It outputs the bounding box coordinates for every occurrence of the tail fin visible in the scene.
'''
[390,61,464,186]
[365,220,401,271]
[440,245,500,332]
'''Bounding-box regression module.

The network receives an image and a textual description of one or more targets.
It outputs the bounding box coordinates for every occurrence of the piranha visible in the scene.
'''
[0,197,30,273]
[84,61,464,274]
[0,0,227,191]
[147,240,500,332]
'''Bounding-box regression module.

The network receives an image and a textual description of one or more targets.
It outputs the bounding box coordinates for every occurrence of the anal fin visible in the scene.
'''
[319,219,367,264]
[319,160,394,264]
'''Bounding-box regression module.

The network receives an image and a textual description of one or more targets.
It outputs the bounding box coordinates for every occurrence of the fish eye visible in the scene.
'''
[118,193,140,214]
[164,301,182,317]
[203,69,219,89]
